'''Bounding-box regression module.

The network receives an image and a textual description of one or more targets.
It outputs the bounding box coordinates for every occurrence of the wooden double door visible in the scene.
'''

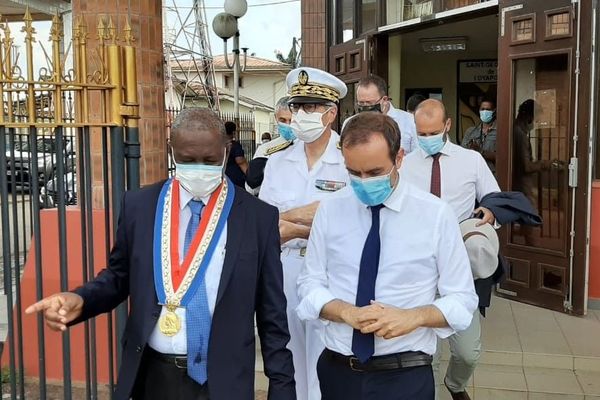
[496,0,593,315]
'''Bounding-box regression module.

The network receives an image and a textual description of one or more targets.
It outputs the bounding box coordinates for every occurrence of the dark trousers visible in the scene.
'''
[131,348,209,400]
[317,349,434,400]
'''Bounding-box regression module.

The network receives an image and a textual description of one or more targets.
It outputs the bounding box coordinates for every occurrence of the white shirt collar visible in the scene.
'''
[288,130,341,164]
[179,182,212,210]
[382,177,407,213]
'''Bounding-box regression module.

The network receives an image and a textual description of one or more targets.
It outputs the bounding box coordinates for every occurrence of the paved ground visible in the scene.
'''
[435,296,600,399]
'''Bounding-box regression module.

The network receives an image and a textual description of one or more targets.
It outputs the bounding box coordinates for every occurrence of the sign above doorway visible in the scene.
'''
[459,60,499,83]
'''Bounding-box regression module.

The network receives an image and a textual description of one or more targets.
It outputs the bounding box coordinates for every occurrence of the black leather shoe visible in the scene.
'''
[444,379,471,400]
[448,390,471,400]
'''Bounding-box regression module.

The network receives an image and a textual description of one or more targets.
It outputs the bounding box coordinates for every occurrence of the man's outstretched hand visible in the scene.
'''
[25,292,84,332]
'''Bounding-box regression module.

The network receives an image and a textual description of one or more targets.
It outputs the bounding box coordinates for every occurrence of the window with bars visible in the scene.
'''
[547,11,571,38]
[512,17,535,43]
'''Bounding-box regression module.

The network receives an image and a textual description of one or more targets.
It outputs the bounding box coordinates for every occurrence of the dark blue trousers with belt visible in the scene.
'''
[317,349,435,400]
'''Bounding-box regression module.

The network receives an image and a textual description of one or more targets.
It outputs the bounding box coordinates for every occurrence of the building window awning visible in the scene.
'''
[378,0,499,35]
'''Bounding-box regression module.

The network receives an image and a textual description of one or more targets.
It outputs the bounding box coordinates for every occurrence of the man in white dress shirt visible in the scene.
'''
[260,67,351,400]
[353,75,418,153]
[297,112,478,400]
[401,99,501,400]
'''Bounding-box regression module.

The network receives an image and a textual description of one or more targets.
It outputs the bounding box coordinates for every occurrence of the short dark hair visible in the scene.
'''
[357,75,388,97]
[406,93,427,113]
[480,96,497,108]
[341,112,401,162]
[171,108,226,139]
[261,132,272,140]
[224,121,237,136]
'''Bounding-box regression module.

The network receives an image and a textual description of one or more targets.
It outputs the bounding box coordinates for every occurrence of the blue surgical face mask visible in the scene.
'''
[418,132,446,156]
[480,110,495,124]
[277,122,296,141]
[349,166,395,206]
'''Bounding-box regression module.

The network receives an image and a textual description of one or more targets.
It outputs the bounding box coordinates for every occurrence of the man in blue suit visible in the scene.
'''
[26,108,296,400]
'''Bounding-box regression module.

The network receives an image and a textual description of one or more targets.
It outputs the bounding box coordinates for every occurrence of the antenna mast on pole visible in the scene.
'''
[163,0,219,110]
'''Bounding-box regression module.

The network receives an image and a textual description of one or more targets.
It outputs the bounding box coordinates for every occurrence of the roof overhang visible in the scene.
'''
[378,0,498,35]
[0,0,71,21]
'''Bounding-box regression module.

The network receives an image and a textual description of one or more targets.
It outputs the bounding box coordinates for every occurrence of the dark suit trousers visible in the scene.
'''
[317,349,434,400]
[131,348,209,400]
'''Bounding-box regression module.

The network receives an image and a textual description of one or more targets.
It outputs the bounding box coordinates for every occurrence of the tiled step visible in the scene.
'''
[439,339,600,372]
[434,365,600,399]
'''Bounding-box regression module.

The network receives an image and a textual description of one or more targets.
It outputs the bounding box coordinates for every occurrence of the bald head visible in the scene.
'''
[170,108,227,166]
[414,99,451,137]
[414,99,448,122]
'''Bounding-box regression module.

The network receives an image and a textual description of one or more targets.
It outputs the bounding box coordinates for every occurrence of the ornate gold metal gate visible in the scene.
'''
[0,8,140,399]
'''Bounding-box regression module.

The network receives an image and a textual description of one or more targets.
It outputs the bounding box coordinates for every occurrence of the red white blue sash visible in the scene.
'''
[153,177,234,308]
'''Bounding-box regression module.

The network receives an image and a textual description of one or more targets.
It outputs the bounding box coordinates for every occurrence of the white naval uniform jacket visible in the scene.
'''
[259,130,350,251]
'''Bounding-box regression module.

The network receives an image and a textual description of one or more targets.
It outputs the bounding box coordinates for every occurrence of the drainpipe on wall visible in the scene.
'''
[584,0,599,313]
[567,0,583,312]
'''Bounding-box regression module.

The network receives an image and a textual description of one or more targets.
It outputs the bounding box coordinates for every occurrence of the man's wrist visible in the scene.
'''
[339,304,355,324]
[281,209,297,224]
[411,306,430,328]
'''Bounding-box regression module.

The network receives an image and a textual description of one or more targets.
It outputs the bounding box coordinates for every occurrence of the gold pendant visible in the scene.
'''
[159,308,181,336]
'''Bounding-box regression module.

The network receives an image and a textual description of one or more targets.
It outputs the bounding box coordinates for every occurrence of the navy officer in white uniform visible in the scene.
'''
[259,67,350,400]
[296,111,478,400]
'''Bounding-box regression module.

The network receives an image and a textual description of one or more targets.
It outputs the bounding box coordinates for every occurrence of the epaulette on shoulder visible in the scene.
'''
[265,140,293,156]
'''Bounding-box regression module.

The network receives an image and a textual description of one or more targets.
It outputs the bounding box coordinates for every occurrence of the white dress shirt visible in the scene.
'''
[296,183,478,357]
[259,131,350,250]
[401,140,500,222]
[387,104,418,154]
[147,185,227,355]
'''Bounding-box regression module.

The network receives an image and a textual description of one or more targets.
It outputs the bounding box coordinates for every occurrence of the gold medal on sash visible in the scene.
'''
[159,304,181,336]
[156,179,230,338]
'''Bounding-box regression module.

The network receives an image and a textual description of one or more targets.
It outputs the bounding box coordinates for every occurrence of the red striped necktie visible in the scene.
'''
[430,153,442,198]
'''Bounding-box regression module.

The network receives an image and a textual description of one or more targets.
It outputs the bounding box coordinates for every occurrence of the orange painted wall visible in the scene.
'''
[589,182,600,299]
[1,208,116,384]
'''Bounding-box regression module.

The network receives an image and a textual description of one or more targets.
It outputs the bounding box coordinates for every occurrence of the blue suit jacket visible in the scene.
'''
[73,181,296,400]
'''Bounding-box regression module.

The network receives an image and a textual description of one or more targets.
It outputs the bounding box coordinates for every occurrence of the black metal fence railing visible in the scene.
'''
[1,14,140,400]
[220,111,257,160]
[6,94,79,211]
[165,107,257,177]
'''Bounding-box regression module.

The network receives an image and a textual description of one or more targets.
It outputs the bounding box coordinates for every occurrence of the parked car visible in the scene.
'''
[39,171,77,209]
[5,135,74,192]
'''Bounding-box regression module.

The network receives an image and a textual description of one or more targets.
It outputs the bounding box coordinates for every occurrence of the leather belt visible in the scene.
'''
[146,346,188,369]
[324,348,432,372]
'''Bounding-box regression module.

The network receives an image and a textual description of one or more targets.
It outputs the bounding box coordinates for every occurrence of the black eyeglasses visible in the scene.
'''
[288,103,331,114]
[356,96,384,108]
